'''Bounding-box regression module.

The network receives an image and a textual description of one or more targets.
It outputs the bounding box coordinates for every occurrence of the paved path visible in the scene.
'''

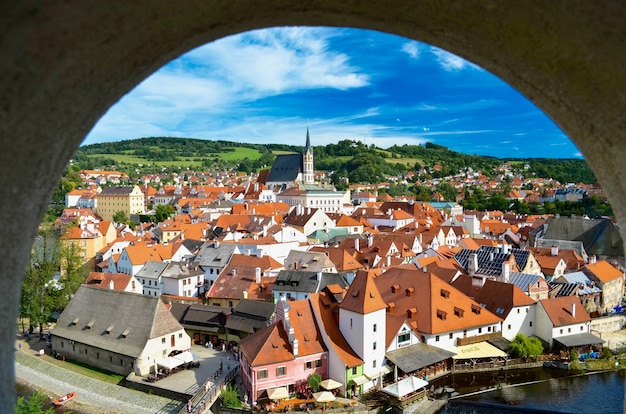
[15,349,184,413]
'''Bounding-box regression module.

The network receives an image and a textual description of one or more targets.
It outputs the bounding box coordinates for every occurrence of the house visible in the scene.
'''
[238,298,327,402]
[272,270,350,302]
[112,241,192,276]
[582,259,625,314]
[535,296,603,353]
[206,264,276,309]
[550,271,603,316]
[283,206,335,238]
[284,250,337,273]
[452,277,536,341]
[508,272,551,301]
[95,185,145,222]
[160,260,205,298]
[196,242,238,288]
[50,285,191,376]
[135,261,168,297]
[59,218,116,271]
[169,302,229,348]
[225,299,276,343]
[308,291,364,397]
[84,271,141,294]
[454,245,542,286]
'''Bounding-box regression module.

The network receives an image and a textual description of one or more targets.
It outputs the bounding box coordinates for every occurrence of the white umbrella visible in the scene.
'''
[313,391,335,411]
[319,378,342,391]
[267,387,289,400]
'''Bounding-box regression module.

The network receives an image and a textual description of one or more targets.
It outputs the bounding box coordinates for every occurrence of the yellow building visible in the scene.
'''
[95,185,145,222]
[60,220,117,271]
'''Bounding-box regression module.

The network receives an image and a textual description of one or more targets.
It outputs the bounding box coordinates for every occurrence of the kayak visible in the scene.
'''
[53,391,76,406]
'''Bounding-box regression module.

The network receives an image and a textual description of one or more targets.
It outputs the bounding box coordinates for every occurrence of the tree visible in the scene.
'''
[221,384,242,408]
[20,228,87,338]
[509,333,543,359]
[154,204,175,222]
[15,391,54,414]
[112,210,128,224]
[307,373,322,392]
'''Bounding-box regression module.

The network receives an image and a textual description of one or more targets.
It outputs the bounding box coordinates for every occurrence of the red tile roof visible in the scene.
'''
[539,296,591,326]
[339,270,387,314]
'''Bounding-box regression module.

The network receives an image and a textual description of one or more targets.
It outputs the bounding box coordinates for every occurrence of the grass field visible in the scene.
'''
[88,147,263,166]
[385,157,424,167]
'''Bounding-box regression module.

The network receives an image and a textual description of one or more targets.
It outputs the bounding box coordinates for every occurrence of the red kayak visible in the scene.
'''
[53,391,76,406]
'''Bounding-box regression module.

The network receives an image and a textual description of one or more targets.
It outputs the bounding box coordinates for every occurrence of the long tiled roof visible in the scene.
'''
[508,272,544,293]
[52,285,183,358]
[274,270,349,293]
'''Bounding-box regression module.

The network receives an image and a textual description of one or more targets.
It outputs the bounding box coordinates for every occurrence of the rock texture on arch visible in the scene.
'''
[2,0,625,408]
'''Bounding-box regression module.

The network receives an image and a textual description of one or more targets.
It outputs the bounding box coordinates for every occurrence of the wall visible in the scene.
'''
[2,1,626,408]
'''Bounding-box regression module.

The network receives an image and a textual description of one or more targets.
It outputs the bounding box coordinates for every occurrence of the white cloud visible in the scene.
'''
[430,47,470,71]
[401,41,421,59]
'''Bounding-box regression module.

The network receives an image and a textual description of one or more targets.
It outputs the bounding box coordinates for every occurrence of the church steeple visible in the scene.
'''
[303,126,314,185]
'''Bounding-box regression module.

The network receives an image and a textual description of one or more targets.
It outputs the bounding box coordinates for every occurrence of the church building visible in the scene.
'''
[260,127,315,191]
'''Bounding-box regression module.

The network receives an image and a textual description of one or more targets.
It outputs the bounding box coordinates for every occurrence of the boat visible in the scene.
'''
[53,391,76,406]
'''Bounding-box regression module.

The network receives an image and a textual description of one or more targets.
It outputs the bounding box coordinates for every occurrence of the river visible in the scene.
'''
[431,368,625,414]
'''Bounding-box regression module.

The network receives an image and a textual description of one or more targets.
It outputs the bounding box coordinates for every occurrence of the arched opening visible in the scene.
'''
[2,2,625,408]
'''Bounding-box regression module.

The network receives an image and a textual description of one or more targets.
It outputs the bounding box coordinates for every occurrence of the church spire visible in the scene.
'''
[303,125,314,185]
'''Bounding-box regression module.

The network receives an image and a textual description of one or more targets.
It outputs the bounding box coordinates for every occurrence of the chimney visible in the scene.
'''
[256,267,261,283]
[368,235,374,247]
[502,262,511,283]
[571,302,576,318]
[292,338,299,357]
[551,245,559,256]
[387,255,391,267]
[108,280,114,290]
[242,290,248,299]
[468,253,478,276]
[317,272,322,282]
[589,255,597,264]
[257,249,264,258]
[354,238,359,251]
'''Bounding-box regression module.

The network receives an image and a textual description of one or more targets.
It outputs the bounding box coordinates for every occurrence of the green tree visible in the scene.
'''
[154,204,175,222]
[221,384,242,408]
[509,333,543,359]
[15,391,54,414]
[112,210,128,224]
[307,373,322,392]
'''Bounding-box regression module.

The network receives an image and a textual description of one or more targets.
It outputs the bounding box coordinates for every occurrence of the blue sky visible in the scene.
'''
[84,27,582,159]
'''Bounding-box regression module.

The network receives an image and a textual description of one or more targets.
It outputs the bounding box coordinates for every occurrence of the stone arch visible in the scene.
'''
[2,1,625,406]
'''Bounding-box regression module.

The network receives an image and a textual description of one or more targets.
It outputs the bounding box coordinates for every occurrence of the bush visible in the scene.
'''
[221,384,242,408]
[307,373,322,393]
[509,334,543,359]
[15,391,54,414]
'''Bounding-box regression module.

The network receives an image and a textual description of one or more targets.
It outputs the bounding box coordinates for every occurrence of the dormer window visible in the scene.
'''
[71,317,80,326]
[454,307,464,318]
[471,304,481,314]
[440,289,450,299]
[436,309,447,321]
[405,287,414,297]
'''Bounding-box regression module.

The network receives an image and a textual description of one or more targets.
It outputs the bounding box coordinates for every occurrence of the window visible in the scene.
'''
[449,333,453,339]
[568,328,571,333]
[530,321,533,327]
[96,352,99,359]
[435,335,440,342]
[478,328,482,334]
[373,342,377,350]
[305,361,312,370]
[398,333,410,343]
[352,367,357,375]
[373,360,376,368]
[581,326,584,331]
[316,359,322,368]
[162,338,166,344]
[179,333,183,338]
[350,318,353,329]
[257,369,268,379]
[276,366,286,376]
[508,324,512,330]
[373,324,377,332]
[559,329,563,334]
[517,308,520,314]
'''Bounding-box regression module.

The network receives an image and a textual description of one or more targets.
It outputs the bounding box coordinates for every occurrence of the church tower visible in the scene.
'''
[302,127,314,185]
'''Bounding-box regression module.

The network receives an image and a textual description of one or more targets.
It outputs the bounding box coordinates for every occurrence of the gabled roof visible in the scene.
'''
[582,260,624,283]
[508,272,547,293]
[196,242,237,267]
[339,270,387,314]
[238,321,294,366]
[542,216,624,258]
[375,267,502,335]
[285,250,336,272]
[52,285,183,358]
[454,246,530,276]
[538,296,591,326]
[85,272,134,291]
[282,299,327,356]
[453,277,535,319]
[135,260,168,280]
[266,153,303,183]
[308,293,363,368]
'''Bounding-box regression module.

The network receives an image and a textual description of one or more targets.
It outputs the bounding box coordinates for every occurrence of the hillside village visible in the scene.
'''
[48,132,625,407]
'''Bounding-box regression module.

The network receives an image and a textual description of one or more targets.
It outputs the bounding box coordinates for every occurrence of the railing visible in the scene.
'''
[455,332,502,346]
[177,364,240,414]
